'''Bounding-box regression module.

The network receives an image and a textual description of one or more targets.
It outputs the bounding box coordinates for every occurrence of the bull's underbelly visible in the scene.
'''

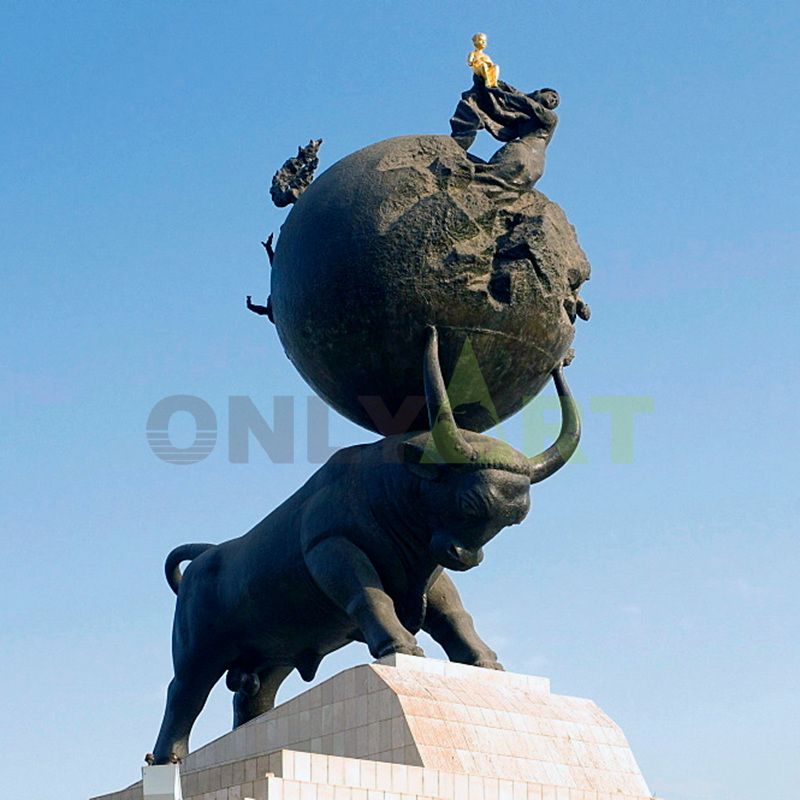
[223,565,430,675]
[217,556,356,671]
[238,623,357,676]
[177,517,437,677]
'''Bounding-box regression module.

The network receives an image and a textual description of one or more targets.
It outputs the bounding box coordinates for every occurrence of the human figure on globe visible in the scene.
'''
[246,233,275,323]
[451,82,559,187]
[452,34,560,188]
[246,294,272,321]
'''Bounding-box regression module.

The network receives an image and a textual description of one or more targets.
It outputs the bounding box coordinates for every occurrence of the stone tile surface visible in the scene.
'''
[91,658,657,800]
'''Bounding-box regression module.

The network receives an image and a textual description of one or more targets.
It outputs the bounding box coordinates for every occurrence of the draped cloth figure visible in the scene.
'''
[450,77,559,189]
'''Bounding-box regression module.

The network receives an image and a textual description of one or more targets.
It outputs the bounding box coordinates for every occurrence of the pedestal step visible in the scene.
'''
[101,748,658,800]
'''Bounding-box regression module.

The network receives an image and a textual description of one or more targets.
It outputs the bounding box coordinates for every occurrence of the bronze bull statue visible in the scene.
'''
[148,326,580,764]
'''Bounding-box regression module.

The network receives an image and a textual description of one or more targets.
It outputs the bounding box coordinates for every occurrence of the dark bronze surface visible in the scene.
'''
[152,72,591,765]
[148,329,580,764]
[271,134,590,435]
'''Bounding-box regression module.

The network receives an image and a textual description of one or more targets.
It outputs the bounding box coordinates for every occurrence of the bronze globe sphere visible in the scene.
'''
[271,135,590,435]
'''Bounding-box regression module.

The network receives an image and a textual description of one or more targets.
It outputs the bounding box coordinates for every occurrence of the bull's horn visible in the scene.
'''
[423,326,477,463]
[527,366,581,484]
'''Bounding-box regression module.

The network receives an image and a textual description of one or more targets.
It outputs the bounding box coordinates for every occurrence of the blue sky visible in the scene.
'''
[1,2,798,799]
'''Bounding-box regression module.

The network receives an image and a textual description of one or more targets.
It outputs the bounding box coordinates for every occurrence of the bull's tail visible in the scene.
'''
[164,543,215,595]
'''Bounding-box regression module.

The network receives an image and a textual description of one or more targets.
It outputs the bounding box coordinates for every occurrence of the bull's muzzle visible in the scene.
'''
[432,534,484,571]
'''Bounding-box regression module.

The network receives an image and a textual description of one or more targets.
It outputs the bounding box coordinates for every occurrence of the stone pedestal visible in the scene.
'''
[93,655,656,800]
[142,765,183,800]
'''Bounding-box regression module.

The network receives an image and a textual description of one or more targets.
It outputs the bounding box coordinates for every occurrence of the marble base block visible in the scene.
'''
[93,655,658,800]
[142,764,183,800]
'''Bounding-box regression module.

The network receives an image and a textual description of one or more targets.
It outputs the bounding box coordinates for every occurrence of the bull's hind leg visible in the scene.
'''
[305,536,424,658]
[232,665,293,728]
[150,662,223,764]
[423,571,503,670]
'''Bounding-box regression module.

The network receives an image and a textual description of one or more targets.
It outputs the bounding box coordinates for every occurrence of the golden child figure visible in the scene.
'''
[468,32,500,88]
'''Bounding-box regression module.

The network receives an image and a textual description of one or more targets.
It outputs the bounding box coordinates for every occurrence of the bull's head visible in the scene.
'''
[402,326,581,571]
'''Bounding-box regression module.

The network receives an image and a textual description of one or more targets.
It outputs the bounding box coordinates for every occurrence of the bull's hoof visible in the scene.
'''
[376,642,425,658]
[145,752,182,766]
[473,659,505,670]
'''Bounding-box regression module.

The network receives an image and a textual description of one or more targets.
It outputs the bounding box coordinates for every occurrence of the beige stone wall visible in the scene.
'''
[93,657,656,800]
[95,749,656,800]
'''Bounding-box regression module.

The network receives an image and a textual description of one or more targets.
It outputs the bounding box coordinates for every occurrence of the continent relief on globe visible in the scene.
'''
[270,135,590,435]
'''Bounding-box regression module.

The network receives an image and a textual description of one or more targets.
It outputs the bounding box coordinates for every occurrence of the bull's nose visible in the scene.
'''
[448,544,484,568]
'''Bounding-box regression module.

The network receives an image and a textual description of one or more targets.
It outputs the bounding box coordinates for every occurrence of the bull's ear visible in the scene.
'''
[398,441,443,481]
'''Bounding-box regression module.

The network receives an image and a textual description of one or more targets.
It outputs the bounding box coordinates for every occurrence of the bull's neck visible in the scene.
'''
[363,442,435,560]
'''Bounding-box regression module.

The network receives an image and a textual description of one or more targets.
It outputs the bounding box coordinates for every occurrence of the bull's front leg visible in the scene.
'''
[423,571,503,670]
[305,535,424,659]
